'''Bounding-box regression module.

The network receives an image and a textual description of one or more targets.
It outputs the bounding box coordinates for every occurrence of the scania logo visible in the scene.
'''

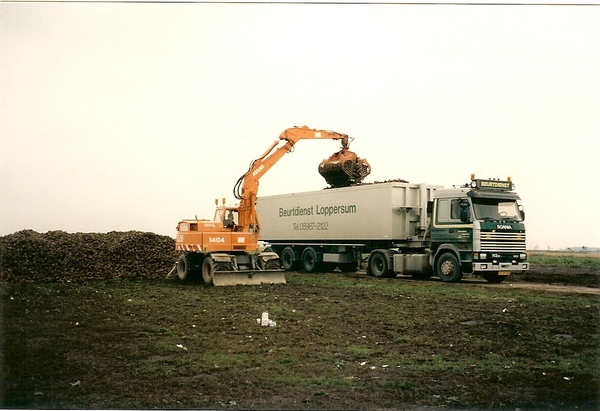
[496,224,512,230]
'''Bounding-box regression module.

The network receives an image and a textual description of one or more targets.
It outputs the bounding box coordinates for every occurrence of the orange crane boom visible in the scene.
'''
[232,125,352,241]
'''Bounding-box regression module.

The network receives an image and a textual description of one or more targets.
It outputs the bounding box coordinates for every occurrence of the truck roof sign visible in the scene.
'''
[473,179,514,191]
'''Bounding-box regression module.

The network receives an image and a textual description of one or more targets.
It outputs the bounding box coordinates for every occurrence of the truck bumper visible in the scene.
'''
[472,262,528,274]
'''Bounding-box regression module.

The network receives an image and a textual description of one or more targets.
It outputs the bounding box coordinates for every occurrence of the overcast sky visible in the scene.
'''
[1,1,598,250]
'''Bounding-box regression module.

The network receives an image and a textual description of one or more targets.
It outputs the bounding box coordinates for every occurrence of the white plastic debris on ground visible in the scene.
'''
[257,312,276,327]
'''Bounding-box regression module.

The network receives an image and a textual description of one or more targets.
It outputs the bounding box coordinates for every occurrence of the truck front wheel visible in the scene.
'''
[436,253,462,283]
[368,252,393,278]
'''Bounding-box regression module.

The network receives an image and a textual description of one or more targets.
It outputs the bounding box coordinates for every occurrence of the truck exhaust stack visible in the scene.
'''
[319,148,371,188]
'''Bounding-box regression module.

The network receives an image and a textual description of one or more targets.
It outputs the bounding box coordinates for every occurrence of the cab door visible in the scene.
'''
[431,198,473,245]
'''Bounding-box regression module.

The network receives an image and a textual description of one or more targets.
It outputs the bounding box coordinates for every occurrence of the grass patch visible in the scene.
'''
[528,251,600,269]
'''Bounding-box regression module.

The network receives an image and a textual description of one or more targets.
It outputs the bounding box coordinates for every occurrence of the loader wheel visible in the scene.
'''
[281,247,299,271]
[302,247,321,273]
[436,253,462,283]
[258,253,281,271]
[264,259,281,270]
[177,254,191,280]
[368,251,392,278]
[202,257,214,285]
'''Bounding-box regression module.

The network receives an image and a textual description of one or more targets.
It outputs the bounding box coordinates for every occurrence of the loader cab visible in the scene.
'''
[215,207,239,230]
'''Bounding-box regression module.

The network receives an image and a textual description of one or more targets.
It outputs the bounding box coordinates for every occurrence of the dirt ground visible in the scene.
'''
[2,267,599,410]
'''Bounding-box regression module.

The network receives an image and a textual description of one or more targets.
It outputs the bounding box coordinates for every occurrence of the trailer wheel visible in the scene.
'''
[436,253,462,283]
[202,257,214,285]
[302,247,321,273]
[281,247,299,271]
[368,251,392,278]
[482,272,507,283]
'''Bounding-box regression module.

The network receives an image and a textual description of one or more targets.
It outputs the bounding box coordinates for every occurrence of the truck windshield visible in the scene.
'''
[471,198,523,222]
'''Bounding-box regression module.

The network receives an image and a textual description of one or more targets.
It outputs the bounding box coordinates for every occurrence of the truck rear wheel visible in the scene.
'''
[368,251,393,278]
[436,253,462,283]
[302,247,321,273]
[202,257,214,285]
[281,247,299,271]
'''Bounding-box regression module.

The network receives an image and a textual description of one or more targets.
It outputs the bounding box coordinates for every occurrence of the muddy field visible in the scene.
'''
[1,231,599,410]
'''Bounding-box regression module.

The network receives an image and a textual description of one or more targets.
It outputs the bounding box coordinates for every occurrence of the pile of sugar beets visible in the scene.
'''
[0,230,178,283]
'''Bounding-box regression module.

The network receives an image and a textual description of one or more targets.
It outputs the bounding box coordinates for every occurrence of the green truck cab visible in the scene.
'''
[430,176,527,283]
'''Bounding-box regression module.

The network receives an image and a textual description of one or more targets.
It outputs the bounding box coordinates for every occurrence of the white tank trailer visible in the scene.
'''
[256,177,528,283]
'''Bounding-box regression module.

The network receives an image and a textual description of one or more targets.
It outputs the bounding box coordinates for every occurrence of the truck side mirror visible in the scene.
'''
[427,201,434,214]
[459,200,471,223]
[519,205,526,221]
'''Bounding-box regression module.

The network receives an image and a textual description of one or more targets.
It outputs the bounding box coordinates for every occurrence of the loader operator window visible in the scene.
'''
[224,210,238,229]
[472,198,522,222]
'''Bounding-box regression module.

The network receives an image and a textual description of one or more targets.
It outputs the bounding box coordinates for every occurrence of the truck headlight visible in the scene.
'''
[519,253,527,260]
[480,253,487,260]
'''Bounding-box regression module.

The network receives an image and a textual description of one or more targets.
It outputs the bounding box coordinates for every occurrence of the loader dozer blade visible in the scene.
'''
[319,148,371,188]
[212,269,286,286]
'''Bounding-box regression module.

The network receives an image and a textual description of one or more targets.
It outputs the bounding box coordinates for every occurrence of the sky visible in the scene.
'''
[1,1,599,250]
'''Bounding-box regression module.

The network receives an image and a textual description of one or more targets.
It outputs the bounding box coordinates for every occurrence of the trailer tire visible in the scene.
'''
[368,251,393,278]
[302,247,321,273]
[436,253,462,283]
[202,257,214,285]
[281,247,299,271]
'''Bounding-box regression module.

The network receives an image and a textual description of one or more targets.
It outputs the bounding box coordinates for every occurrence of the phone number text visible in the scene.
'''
[293,222,329,231]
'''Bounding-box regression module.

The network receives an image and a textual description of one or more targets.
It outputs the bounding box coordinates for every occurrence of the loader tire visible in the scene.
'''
[202,257,214,285]
[177,254,191,280]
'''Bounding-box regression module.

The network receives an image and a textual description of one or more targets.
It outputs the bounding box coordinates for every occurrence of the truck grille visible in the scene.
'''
[480,231,526,252]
